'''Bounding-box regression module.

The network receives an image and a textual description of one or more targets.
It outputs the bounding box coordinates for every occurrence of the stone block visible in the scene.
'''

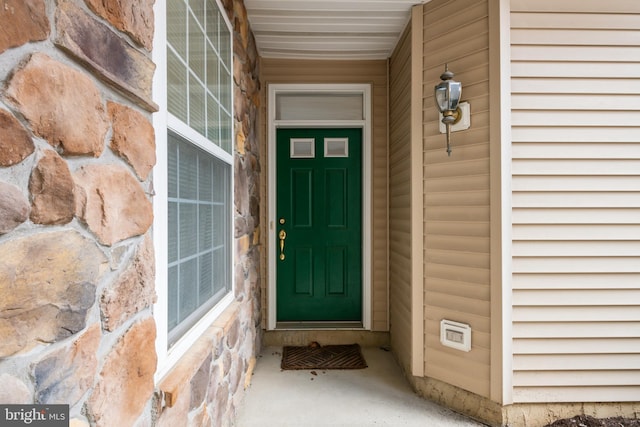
[0,0,49,54]
[108,102,156,181]
[55,0,157,112]
[156,382,190,427]
[74,164,153,246]
[0,181,29,235]
[235,128,246,155]
[0,373,32,404]
[33,324,101,406]
[86,317,157,427]
[158,325,222,408]
[29,150,75,225]
[237,326,255,363]
[247,261,259,290]
[234,263,246,301]
[190,355,212,410]
[250,194,259,221]
[225,317,240,350]
[188,403,212,427]
[206,362,223,404]
[252,226,260,246]
[220,0,232,17]
[233,0,249,49]
[234,217,248,240]
[234,156,250,216]
[210,380,229,427]
[213,337,225,360]
[0,109,34,166]
[84,0,154,50]
[5,53,108,157]
[235,234,250,258]
[228,357,244,396]
[0,230,106,356]
[222,352,232,375]
[101,234,156,331]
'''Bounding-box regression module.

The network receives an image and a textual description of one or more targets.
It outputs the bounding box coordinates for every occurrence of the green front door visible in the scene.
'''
[276,128,362,322]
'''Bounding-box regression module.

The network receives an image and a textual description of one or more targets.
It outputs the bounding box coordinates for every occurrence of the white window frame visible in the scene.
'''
[153,0,234,381]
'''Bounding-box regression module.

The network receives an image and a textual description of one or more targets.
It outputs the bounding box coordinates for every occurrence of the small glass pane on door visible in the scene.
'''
[324,137,349,157]
[290,138,315,158]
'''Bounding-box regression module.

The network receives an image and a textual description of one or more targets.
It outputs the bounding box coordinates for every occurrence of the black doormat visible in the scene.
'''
[281,343,368,370]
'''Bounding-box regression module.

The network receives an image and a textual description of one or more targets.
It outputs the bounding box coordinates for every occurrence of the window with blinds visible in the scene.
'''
[166,0,233,347]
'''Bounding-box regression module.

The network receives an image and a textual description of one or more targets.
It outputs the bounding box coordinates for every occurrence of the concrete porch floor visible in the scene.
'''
[236,346,488,427]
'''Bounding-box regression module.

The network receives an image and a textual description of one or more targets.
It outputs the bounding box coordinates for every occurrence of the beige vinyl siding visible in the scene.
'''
[389,22,412,372]
[510,0,640,402]
[421,0,491,398]
[260,59,389,331]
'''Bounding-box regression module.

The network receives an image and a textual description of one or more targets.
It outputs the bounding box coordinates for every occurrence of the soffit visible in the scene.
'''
[244,0,426,60]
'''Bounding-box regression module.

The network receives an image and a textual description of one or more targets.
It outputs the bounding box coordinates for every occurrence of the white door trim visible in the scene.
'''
[267,83,372,330]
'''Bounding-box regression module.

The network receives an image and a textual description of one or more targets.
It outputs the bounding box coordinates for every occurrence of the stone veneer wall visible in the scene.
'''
[0,0,261,426]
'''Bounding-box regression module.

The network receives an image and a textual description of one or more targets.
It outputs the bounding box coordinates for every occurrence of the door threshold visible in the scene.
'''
[276,321,364,330]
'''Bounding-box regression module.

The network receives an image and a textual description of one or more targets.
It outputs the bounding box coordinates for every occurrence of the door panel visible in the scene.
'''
[292,169,313,227]
[294,247,313,295]
[276,128,362,322]
[325,169,347,227]
[326,246,347,295]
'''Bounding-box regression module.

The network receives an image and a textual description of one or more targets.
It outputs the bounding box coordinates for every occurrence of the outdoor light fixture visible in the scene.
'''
[434,64,463,156]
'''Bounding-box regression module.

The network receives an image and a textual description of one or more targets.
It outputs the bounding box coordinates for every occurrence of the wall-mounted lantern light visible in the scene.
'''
[434,64,463,156]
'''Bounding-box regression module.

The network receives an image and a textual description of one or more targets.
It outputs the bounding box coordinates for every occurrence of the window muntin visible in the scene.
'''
[166,0,233,348]
[167,0,232,154]
[167,131,231,345]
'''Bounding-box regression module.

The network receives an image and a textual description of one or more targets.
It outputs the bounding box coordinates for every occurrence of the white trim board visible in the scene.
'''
[267,83,373,331]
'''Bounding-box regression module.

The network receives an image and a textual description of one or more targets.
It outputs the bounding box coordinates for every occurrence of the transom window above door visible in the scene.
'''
[275,92,364,121]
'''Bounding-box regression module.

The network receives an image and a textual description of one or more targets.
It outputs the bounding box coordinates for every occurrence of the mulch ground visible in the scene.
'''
[544,415,640,427]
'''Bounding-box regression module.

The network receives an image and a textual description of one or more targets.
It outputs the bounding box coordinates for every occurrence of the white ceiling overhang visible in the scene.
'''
[244,0,426,60]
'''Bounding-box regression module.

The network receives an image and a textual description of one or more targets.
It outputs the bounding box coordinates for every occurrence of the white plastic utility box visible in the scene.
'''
[440,319,472,352]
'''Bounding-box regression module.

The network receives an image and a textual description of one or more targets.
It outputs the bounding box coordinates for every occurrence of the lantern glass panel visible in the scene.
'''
[434,80,462,112]
[448,82,462,110]
[435,84,449,112]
